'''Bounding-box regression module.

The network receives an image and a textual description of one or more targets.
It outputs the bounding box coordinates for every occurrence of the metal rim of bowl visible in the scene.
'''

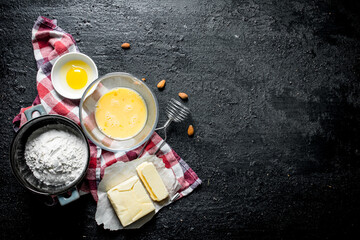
[79,72,159,152]
[10,114,91,196]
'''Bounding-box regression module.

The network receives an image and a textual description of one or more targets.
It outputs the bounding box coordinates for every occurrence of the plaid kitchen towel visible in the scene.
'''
[12,16,201,201]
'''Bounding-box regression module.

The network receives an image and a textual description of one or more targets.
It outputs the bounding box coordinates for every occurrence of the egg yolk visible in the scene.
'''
[66,66,88,89]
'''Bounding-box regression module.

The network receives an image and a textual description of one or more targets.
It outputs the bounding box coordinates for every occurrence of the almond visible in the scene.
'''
[178,92,188,100]
[141,78,146,81]
[121,42,130,49]
[157,79,166,89]
[187,125,194,136]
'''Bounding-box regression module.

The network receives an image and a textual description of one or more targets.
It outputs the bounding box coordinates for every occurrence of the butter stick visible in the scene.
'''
[136,162,169,201]
[107,176,155,227]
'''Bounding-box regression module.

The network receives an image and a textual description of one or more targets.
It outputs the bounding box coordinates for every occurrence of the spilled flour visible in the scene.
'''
[24,125,88,186]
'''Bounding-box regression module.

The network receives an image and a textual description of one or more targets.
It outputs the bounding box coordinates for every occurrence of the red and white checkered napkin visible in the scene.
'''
[13,16,201,201]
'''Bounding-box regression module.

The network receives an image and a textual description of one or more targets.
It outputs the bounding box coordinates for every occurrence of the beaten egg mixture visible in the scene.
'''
[95,88,147,139]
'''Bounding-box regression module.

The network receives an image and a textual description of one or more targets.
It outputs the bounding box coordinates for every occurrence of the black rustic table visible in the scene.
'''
[1,0,360,239]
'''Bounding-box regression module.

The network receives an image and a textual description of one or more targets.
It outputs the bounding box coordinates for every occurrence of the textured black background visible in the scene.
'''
[1,0,360,239]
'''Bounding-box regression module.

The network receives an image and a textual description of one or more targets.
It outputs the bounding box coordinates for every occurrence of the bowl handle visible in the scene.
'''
[57,188,80,206]
[24,104,47,121]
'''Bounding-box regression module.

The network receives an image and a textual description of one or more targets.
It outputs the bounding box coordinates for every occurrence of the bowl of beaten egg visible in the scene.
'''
[79,72,159,152]
[51,52,98,99]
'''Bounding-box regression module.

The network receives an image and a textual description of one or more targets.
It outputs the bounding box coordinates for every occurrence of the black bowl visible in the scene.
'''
[10,114,90,195]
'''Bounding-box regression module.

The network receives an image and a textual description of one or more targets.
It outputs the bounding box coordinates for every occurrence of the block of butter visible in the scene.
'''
[107,175,155,227]
[136,162,169,201]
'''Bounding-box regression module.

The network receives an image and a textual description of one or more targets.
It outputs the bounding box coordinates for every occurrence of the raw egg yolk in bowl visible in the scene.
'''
[60,60,93,91]
[51,52,98,99]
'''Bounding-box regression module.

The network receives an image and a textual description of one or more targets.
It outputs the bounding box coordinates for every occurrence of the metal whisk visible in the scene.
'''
[139,98,190,157]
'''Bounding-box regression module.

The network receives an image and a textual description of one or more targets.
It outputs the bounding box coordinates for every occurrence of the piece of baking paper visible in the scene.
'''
[95,155,181,230]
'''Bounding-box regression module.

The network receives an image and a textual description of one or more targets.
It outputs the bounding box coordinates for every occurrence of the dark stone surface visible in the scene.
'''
[1,0,360,239]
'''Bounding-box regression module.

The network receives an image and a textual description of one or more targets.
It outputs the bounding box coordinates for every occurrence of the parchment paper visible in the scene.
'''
[95,155,181,230]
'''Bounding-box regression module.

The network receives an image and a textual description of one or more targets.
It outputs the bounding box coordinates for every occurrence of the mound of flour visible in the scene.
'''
[24,125,88,186]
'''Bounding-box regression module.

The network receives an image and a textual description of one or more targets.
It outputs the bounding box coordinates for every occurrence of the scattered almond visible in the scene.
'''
[187,125,194,136]
[141,78,146,81]
[178,92,188,100]
[121,42,130,49]
[157,80,166,89]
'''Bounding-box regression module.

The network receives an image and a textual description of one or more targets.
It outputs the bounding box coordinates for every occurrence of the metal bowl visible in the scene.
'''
[79,72,159,152]
[10,108,90,199]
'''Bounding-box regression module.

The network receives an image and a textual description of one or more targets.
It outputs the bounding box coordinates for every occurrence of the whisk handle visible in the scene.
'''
[153,120,171,155]
[155,118,172,131]
[138,118,173,157]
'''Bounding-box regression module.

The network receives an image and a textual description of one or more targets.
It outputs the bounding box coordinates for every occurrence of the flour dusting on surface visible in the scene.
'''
[24,125,88,186]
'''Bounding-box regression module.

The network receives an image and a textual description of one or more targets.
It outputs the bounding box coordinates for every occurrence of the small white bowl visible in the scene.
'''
[51,52,98,99]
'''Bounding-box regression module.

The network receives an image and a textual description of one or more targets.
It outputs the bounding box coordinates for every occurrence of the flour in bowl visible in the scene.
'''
[24,125,88,186]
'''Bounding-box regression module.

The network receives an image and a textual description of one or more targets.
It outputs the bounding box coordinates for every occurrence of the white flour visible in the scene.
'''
[24,125,88,186]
